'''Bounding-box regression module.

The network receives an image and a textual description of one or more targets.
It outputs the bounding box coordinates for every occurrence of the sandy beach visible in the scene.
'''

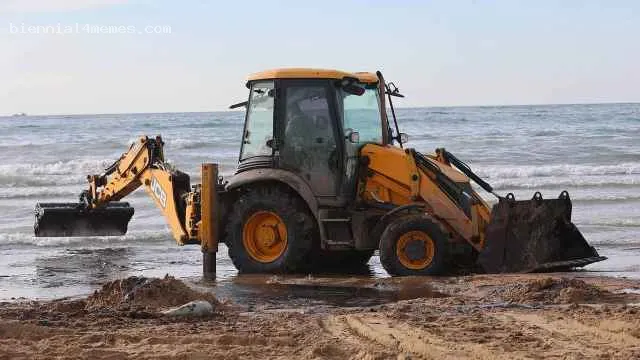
[3,0,639,358]
[2,272,640,359]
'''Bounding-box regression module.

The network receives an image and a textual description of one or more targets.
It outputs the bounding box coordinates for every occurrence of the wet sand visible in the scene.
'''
[2,273,640,359]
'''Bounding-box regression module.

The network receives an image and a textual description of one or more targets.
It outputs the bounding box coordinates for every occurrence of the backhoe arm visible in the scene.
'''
[35,134,220,272]
[82,136,195,244]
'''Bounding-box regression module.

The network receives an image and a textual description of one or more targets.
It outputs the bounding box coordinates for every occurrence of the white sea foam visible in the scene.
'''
[583,229,640,246]
[0,139,59,147]
[489,174,640,190]
[473,163,640,179]
[570,194,640,202]
[488,188,640,202]
[578,218,640,228]
[0,175,84,187]
[0,186,80,199]
[0,158,110,177]
[166,138,215,150]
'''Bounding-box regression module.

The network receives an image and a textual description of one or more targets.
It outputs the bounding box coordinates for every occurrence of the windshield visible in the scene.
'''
[341,85,382,144]
[240,81,274,160]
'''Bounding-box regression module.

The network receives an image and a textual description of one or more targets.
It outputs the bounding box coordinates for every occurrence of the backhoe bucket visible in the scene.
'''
[34,202,134,237]
[477,191,606,273]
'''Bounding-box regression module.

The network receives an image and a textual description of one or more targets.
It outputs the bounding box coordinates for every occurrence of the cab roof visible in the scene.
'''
[247,68,378,84]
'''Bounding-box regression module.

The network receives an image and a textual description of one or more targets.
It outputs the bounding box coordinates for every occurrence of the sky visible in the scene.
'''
[0,0,639,115]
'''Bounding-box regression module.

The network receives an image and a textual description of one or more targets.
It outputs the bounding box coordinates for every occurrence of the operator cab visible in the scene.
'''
[235,68,396,205]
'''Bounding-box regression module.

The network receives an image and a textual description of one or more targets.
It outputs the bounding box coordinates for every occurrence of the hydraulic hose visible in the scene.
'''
[441,150,494,194]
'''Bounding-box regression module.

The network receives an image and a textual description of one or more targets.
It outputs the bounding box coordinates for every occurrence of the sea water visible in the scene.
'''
[0,104,638,300]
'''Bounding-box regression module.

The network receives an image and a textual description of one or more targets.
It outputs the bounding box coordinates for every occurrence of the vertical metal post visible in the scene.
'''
[200,163,218,280]
[202,252,216,280]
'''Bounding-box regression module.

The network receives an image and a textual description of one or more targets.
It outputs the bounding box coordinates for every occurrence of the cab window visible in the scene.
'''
[240,81,274,159]
[341,85,383,144]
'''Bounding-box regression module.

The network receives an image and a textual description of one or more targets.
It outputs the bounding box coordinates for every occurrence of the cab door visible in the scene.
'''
[276,80,342,198]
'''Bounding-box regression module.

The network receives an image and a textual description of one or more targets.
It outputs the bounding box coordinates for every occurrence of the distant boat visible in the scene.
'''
[11,112,27,117]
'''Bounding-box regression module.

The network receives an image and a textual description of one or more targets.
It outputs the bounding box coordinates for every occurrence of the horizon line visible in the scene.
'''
[3,100,639,118]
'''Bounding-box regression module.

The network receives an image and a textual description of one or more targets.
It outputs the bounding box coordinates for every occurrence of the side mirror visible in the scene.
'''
[345,130,360,143]
[399,133,409,143]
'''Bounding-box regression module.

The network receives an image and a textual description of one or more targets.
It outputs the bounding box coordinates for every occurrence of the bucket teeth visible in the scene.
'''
[34,202,134,237]
[478,191,606,273]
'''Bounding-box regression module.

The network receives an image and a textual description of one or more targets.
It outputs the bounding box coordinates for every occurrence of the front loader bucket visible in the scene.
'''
[34,202,134,237]
[477,191,606,273]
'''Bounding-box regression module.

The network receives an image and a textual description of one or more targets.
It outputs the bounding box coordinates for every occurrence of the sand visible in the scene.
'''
[85,275,220,311]
[2,273,640,359]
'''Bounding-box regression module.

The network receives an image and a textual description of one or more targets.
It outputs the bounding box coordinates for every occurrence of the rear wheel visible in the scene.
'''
[379,215,449,276]
[225,186,315,273]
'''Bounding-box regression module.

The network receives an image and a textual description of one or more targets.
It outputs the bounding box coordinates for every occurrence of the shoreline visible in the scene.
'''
[2,265,636,304]
[2,272,640,359]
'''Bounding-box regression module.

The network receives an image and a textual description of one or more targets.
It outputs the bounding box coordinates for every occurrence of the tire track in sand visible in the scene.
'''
[493,312,640,357]
[320,316,395,359]
[323,314,522,360]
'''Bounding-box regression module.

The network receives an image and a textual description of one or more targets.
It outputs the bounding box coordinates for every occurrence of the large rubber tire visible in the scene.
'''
[225,186,315,273]
[379,215,450,276]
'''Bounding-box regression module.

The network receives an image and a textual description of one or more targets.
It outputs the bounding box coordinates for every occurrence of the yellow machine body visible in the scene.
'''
[359,144,490,250]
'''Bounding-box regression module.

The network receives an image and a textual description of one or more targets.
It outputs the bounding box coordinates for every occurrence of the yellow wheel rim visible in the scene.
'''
[242,211,288,263]
[396,230,435,270]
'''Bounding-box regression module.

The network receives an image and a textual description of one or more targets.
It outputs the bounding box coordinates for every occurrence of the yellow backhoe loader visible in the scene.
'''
[34,68,606,277]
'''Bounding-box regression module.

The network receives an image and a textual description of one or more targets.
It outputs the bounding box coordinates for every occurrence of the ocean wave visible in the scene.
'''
[115,136,239,152]
[490,176,640,190]
[410,134,437,141]
[532,130,562,137]
[0,186,81,199]
[0,174,85,187]
[0,187,151,200]
[571,194,640,203]
[587,235,640,247]
[474,163,640,179]
[486,185,640,201]
[0,159,110,177]
[577,219,640,228]
[0,230,173,247]
[166,138,219,150]
[0,140,60,148]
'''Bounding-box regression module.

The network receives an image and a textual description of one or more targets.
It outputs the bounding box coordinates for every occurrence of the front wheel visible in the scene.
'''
[225,186,315,273]
[379,215,450,276]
